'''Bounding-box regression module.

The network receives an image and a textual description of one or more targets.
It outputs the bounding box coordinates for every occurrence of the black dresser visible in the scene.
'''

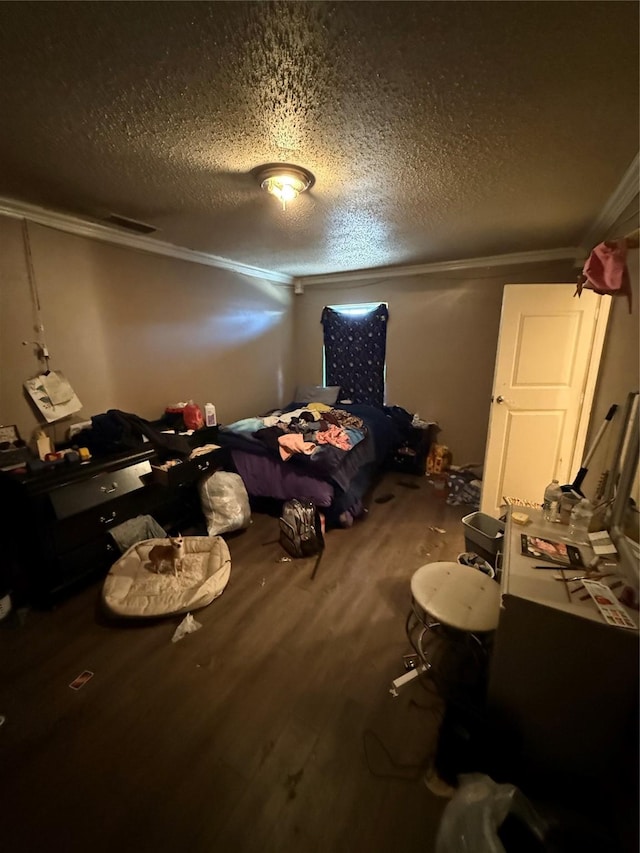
[1,436,229,608]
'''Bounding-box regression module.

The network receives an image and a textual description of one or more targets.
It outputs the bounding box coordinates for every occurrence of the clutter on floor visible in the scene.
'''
[424,442,483,510]
[171,612,203,643]
[435,773,547,853]
[426,444,452,476]
[68,670,94,691]
[446,465,482,509]
[397,479,420,489]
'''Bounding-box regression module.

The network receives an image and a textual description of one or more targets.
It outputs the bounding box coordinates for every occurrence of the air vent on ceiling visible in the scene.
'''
[105,214,157,234]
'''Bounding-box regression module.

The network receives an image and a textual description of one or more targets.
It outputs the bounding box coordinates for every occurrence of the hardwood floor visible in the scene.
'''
[0,472,469,853]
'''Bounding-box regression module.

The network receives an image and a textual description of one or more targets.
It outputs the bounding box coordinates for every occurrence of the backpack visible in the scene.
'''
[279,499,324,558]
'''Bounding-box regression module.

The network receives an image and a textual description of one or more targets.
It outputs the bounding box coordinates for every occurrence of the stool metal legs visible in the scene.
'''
[406,601,441,672]
[405,597,490,694]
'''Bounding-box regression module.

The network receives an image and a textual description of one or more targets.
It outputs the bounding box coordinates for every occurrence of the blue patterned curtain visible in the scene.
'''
[321,304,388,406]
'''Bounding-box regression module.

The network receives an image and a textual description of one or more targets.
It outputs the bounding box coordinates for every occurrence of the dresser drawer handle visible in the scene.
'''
[100,511,117,524]
[100,482,118,494]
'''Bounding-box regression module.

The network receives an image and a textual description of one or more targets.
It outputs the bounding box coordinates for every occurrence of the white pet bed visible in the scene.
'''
[102,536,231,618]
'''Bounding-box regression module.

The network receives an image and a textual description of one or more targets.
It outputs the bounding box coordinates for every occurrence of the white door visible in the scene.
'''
[481,284,610,517]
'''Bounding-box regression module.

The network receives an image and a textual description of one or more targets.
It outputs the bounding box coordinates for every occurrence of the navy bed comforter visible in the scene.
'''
[216,403,412,521]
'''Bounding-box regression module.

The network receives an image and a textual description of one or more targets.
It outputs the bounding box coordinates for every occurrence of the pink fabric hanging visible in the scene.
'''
[576,239,632,313]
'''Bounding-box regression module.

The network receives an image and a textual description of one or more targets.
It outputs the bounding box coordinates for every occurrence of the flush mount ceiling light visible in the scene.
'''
[254,163,315,211]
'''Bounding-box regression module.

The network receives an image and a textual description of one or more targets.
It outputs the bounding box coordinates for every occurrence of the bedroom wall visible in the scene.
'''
[293,259,576,465]
[0,216,295,444]
[581,197,640,500]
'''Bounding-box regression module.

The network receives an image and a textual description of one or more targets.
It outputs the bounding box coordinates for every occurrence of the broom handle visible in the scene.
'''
[571,404,618,492]
[582,404,618,469]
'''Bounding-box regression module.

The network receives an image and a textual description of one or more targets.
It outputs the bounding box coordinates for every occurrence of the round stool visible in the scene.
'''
[406,561,501,685]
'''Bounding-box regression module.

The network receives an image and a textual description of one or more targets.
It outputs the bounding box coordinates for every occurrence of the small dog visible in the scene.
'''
[145,535,184,577]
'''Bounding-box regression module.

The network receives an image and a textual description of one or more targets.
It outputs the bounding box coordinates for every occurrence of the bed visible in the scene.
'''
[217,399,429,526]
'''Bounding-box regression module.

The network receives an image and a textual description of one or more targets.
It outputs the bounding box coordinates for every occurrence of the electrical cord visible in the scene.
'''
[361,729,428,781]
[361,681,445,781]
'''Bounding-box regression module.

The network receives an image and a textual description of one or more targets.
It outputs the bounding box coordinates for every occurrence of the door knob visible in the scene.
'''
[496,395,505,403]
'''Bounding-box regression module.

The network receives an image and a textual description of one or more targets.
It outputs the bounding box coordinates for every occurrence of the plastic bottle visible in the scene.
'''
[542,479,562,522]
[204,403,217,428]
[568,498,594,543]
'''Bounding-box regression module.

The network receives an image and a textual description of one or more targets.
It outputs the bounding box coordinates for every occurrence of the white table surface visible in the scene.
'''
[501,507,638,631]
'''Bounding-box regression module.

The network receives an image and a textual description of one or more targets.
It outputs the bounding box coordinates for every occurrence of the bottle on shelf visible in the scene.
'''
[568,498,594,543]
[204,403,217,428]
[542,478,562,522]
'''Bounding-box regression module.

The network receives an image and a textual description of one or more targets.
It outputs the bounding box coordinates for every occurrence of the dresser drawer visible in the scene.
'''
[52,487,156,552]
[151,448,227,488]
[43,535,118,601]
[49,461,152,520]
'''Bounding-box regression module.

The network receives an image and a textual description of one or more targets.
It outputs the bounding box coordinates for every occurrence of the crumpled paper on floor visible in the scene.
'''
[171,612,202,643]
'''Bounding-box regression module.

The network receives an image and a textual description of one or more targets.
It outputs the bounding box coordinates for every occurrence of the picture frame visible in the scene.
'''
[520,533,584,567]
[0,424,21,448]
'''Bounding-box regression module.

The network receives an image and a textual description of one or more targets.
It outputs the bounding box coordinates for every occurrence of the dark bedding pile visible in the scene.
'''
[218,403,411,492]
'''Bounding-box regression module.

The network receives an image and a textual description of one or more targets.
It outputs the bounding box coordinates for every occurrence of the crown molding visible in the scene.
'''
[0,197,294,285]
[295,246,582,287]
[4,193,616,290]
[581,153,640,250]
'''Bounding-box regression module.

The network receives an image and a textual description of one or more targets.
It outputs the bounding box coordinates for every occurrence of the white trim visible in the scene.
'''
[569,295,612,481]
[581,153,640,250]
[0,197,293,285]
[8,178,634,290]
[326,301,386,316]
[295,246,581,286]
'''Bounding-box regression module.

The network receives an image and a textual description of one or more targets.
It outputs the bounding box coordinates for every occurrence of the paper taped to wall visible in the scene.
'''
[24,371,82,422]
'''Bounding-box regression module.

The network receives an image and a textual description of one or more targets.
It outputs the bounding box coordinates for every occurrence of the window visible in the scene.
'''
[321,302,388,406]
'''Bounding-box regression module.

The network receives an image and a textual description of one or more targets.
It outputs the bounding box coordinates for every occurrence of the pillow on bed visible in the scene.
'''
[294,384,341,405]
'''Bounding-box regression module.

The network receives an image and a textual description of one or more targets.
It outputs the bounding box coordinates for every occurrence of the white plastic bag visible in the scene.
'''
[198,471,251,536]
[171,613,202,643]
[435,774,546,853]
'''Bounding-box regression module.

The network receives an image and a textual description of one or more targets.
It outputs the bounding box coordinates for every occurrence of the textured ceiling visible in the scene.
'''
[0,1,638,277]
